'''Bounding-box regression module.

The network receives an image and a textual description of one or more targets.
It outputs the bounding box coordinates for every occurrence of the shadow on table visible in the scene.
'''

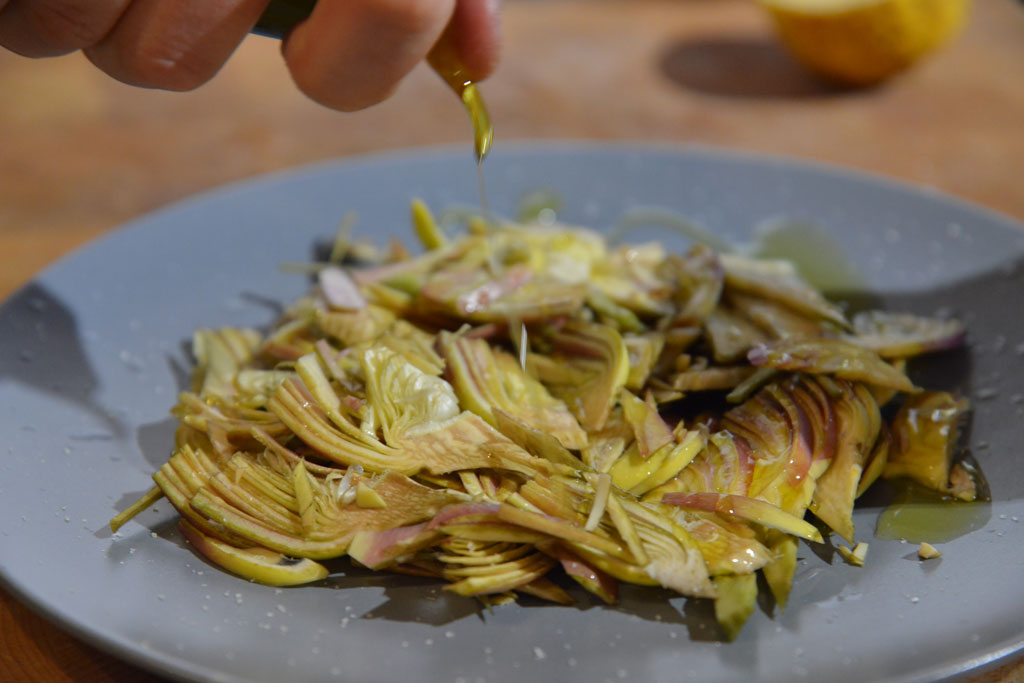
[658,36,864,99]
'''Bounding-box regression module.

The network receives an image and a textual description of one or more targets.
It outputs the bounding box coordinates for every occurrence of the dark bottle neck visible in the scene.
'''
[252,0,317,39]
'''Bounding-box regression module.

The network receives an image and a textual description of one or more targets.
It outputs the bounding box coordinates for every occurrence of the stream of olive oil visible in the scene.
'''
[427,44,494,217]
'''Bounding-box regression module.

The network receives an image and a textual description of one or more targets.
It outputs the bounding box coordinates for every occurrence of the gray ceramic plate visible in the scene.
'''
[2,144,1023,683]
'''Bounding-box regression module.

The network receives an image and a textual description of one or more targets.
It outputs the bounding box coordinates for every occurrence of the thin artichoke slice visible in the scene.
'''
[748,337,917,393]
[670,366,758,394]
[348,522,443,569]
[713,573,758,641]
[660,492,822,543]
[705,306,770,364]
[419,262,587,323]
[616,498,716,599]
[544,321,630,432]
[847,310,966,359]
[719,253,849,327]
[809,382,881,543]
[665,245,724,326]
[665,508,772,576]
[761,531,798,611]
[619,389,674,459]
[189,450,456,560]
[180,520,329,587]
[440,332,588,450]
[728,292,827,340]
[541,542,619,604]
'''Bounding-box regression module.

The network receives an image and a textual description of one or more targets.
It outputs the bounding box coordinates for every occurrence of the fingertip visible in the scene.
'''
[83,0,266,92]
[448,0,501,82]
[282,0,454,112]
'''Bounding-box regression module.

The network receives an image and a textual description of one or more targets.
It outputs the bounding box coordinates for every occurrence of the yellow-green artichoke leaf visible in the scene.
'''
[705,306,770,364]
[728,292,826,340]
[192,327,262,399]
[665,508,771,576]
[623,332,665,391]
[440,332,588,450]
[546,321,630,432]
[720,253,848,327]
[846,310,966,359]
[883,391,974,500]
[748,337,916,393]
[713,573,758,641]
[761,531,798,611]
[317,304,396,348]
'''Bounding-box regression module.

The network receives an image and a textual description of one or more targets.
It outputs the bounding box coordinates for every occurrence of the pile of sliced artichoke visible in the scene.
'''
[112,201,975,639]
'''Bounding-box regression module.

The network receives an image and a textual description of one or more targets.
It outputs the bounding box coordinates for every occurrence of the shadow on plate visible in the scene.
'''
[0,283,127,439]
[319,560,735,641]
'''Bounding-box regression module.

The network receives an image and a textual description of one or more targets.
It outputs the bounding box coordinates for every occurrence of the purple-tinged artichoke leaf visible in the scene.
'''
[620,389,674,459]
[846,310,966,359]
[748,337,917,393]
[809,381,880,543]
[661,492,822,543]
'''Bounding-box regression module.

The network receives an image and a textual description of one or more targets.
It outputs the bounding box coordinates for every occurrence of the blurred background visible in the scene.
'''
[1,0,1023,680]
[1,0,1022,299]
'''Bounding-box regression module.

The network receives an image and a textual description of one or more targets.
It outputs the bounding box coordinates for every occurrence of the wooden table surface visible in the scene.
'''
[1,0,1022,681]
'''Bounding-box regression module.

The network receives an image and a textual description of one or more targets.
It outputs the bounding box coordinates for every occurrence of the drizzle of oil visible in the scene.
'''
[875,480,991,544]
[427,41,494,217]
[477,157,490,220]
[459,83,493,163]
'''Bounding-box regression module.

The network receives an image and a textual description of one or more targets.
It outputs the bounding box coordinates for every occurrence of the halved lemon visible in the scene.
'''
[760,0,971,86]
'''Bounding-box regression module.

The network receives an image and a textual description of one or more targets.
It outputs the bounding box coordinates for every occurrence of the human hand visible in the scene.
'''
[0,0,501,111]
